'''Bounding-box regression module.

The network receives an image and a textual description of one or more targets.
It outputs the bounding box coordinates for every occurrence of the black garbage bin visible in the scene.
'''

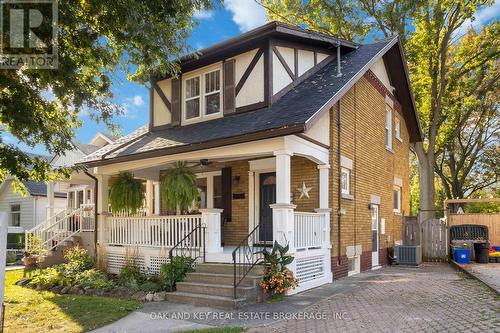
[474,242,489,264]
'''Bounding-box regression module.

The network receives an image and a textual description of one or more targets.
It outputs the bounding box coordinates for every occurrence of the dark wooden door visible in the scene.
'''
[259,172,276,242]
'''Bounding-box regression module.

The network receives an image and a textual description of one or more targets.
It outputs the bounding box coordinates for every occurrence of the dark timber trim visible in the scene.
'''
[294,48,298,79]
[235,101,266,114]
[296,133,330,149]
[235,48,264,96]
[272,54,335,103]
[272,46,294,80]
[265,39,273,105]
[149,82,154,131]
[152,81,172,111]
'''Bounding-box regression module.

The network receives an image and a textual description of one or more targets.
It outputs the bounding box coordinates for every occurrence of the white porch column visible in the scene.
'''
[153,181,160,215]
[316,164,332,283]
[46,181,55,218]
[248,171,255,234]
[206,175,214,209]
[146,180,154,216]
[200,208,223,254]
[271,150,296,252]
[96,174,110,245]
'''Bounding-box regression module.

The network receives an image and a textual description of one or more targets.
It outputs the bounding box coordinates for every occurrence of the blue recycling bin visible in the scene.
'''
[454,248,471,264]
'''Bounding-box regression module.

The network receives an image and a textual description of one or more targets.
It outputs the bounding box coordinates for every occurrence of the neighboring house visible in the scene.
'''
[35,21,422,307]
[0,179,66,234]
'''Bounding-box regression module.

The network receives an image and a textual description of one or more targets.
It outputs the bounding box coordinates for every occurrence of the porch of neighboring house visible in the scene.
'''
[95,135,332,294]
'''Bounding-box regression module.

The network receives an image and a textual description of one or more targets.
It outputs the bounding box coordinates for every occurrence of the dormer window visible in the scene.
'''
[183,65,222,124]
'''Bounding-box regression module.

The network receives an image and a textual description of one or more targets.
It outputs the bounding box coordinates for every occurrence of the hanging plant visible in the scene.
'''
[109,171,145,214]
[161,161,198,214]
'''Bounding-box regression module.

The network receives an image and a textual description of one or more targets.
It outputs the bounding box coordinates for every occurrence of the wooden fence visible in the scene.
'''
[403,217,448,261]
[448,213,500,246]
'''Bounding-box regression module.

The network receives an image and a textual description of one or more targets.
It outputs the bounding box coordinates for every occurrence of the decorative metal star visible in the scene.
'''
[297,181,312,199]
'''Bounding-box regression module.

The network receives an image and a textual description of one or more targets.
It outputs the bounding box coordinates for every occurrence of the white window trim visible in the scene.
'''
[182,64,223,125]
[393,185,402,214]
[395,117,402,142]
[10,203,21,227]
[341,167,350,195]
[385,106,393,151]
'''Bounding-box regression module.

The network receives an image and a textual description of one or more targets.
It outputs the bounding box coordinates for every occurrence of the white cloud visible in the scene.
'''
[455,0,499,38]
[194,9,214,20]
[224,0,267,32]
[129,95,144,107]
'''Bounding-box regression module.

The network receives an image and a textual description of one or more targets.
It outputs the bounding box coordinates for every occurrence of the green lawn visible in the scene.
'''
[4,269,140,333]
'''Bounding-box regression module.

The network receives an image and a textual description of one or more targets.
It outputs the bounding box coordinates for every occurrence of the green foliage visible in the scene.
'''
[0,0,215,190]
[30,266,72,288]
[138,280,162,293]
[463,189,500,213]
[63,245,95,279]
[160,256,195,291]
[7,233,25,249]
[260,241,294,273]
[117,262,160,292]
[25,234,45,260]
[75,269,115,289]
[109,172,145,214]
[161,162,198,214]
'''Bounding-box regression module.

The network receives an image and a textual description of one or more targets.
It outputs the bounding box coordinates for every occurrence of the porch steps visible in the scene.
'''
[167,263,265,309]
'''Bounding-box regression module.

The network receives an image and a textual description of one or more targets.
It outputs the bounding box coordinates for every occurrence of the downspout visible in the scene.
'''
[84,171,98,255]
[337,101,342,266]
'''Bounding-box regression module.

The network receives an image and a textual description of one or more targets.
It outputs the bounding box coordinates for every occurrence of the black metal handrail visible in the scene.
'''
[168,223,206,290]
[232,224,264,299]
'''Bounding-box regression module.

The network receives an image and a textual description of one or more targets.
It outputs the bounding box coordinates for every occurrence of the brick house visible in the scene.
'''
[31,22,422,307]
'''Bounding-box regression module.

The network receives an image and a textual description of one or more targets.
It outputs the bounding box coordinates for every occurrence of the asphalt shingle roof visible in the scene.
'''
[81,37,396,164]
[22,180,67,198]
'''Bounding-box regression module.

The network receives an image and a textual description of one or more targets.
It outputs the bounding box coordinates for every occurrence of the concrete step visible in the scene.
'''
[185,272,261,287]
[176,281,256,298]
[167,292,247,310]
[196,263,264,275]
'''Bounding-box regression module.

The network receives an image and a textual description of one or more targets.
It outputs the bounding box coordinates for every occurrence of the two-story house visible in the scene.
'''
[31,21,422,308]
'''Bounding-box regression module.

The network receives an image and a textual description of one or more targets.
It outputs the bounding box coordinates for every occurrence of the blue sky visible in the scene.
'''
[4,0,499,155]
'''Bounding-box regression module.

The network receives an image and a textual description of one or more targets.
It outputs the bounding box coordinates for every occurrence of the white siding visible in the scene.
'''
[0,181,34,232]
[51,149,86,167]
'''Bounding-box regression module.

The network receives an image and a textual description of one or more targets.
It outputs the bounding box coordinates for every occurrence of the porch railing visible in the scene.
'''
[294,212,327,251]
[106,215,202,248]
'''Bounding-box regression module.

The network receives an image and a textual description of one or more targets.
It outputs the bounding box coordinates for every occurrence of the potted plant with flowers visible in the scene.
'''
[259,241,298,302]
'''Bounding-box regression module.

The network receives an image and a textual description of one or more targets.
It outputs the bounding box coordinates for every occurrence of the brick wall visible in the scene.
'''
[329,72,410,277]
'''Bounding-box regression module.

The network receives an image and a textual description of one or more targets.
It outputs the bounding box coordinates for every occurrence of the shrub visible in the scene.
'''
[30,266,72,288]
[160,256,195,291]
[75,269,115,289]
[138,281,161,293]
[63,245,94,278]
[117,263,151,291]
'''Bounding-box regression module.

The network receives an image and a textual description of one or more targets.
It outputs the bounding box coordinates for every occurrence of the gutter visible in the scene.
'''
[336,101,343,267]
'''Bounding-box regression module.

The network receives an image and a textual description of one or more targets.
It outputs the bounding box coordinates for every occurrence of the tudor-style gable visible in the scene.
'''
[149,21,352,130]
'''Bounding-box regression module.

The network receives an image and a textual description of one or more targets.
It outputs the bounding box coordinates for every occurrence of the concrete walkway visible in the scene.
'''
[92,263,500,333]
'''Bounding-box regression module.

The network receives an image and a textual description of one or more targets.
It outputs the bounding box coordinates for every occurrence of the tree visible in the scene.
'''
[407,0,495,219]
[259,0,498,219]
[434,24,500,200]
[0,0,214,193]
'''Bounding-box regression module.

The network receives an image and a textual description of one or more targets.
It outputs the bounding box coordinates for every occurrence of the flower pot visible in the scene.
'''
[23,256,38,268]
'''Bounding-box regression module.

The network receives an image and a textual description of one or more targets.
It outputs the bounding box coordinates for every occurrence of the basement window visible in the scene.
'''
[348,255,360,276]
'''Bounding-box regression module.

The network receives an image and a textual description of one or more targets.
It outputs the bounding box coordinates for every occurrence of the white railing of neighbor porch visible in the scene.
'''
[294,211,327,251]
[106,215,202,248]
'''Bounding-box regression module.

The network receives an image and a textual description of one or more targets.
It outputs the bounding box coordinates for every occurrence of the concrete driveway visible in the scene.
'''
[92,263,499,333]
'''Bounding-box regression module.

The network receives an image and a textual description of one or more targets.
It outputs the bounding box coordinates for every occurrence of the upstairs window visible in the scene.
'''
[341,168,350,195]
[395,118,402,141]
[185,76,200,119]
[10,204,20,227]
[393,186,401,213]
[183,67,222,123]
[385,106,393,150]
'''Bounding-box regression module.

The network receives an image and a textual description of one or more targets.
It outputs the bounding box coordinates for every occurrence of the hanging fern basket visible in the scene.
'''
[109,172,145,215]
[161,161,198,215]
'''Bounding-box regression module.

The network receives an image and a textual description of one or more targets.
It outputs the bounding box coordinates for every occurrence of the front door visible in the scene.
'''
[259,172,276,242]
[371,205,379,267]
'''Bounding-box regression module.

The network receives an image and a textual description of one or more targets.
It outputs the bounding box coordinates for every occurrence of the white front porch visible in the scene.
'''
[95,135,333,293]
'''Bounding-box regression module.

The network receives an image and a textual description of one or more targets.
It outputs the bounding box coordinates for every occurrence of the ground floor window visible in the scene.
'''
[393,186,401,213]
[10,204,21,226]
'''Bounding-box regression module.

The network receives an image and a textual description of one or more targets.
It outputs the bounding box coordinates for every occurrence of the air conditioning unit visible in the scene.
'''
[395,245,422,265]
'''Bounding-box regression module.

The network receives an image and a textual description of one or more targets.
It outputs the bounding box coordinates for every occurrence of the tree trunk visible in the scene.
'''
[414,142,436,222]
